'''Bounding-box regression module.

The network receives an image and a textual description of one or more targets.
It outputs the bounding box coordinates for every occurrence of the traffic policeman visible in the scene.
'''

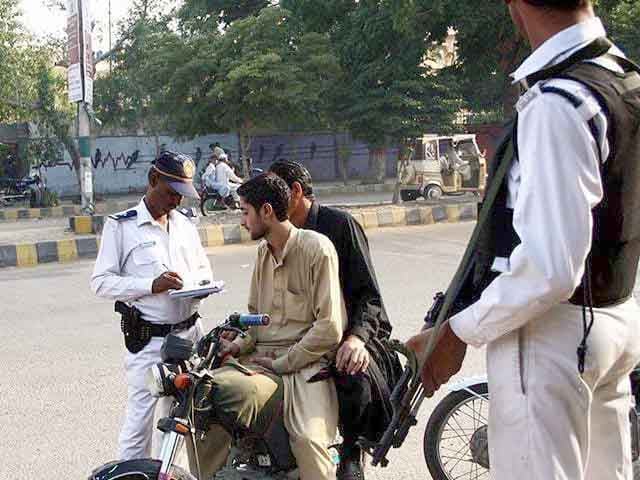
[408,1,640,479]
[91,151,213,460]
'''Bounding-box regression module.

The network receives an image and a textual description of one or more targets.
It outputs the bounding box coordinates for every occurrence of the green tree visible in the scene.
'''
[178,0,271,31]
[167,6,341,171]
[600,0,640,62]
[394,0,639,125]
[0,0,81,181]
[329,1,462,183]
[94,0,187,144]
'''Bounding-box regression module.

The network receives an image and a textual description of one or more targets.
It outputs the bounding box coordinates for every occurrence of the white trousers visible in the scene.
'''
[118,322,203,460]
[487,298,640,480]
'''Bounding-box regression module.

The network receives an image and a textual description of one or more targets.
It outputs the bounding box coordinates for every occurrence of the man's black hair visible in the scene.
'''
[237,173,291,222]
[524,0,589,9]
[268,159,314,199]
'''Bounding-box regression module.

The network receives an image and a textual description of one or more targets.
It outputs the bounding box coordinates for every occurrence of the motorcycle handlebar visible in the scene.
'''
[229,313,270,327]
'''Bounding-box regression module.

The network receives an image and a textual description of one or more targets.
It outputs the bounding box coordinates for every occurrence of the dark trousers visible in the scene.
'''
[334,344,402,459]
[335,372,375,457]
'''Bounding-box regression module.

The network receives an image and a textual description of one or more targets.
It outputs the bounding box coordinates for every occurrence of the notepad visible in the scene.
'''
[168,280,225,298]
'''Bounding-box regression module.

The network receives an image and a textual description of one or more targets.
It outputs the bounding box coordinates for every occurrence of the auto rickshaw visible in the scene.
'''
[399,134,487,201]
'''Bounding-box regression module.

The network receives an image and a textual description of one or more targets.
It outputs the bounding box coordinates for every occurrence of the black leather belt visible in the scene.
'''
[150,312,200,337]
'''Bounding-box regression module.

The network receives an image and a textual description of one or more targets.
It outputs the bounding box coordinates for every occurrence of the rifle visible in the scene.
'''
[360,293,445,467]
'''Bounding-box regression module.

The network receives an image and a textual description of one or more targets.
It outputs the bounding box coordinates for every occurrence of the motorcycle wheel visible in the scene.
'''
[423,383,489,480]
[88,459,195,480]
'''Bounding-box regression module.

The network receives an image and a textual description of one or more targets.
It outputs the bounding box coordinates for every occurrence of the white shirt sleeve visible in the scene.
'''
[449,90,604,347]
[224,163,243,184]
[192,225,213,285]
[202,164,215,182]
[90,220,154,301]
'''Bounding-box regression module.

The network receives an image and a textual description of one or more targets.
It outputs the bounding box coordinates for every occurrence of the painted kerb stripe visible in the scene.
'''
[0,202,479,268]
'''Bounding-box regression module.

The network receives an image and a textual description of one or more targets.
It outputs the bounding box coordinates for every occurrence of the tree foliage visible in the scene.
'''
[93,1,187,135]
[178,0,271,31]
[163,6,341,168]
[0,0,80,178]
[92,0,640,181]
[599,0,640,62]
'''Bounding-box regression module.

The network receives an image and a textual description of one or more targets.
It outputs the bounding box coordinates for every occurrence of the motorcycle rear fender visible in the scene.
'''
[446,375,488,397]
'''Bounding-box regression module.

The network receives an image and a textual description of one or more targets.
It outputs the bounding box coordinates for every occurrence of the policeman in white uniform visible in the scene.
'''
[91,151,213,460]
[408,2,640,479]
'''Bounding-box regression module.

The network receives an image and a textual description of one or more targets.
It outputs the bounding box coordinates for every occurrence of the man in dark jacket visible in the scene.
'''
[269,160,400,480]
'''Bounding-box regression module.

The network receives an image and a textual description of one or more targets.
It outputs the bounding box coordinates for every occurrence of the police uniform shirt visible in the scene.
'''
[91,198,213,325]
[450,17,626,347]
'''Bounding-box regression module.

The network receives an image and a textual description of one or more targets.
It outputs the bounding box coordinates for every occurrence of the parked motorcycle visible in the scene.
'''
[423,374,640,480]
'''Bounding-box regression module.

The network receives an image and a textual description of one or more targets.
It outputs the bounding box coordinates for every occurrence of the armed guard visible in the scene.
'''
[408,2,640,478]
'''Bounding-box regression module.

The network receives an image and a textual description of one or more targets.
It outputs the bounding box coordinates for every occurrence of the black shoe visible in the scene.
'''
[337,457,364,480]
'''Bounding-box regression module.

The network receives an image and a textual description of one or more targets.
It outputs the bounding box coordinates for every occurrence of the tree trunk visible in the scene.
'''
[498,36,526,116]
[239,127,253,177]
[370,147,386,183]
[53,119,82,189]
[336,137,352,186]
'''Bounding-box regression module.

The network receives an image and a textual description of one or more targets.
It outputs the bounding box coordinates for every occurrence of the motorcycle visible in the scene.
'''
[423,374,640,480]
[200,168,263,216]
[199,185,240,215]
[89,313,358,480]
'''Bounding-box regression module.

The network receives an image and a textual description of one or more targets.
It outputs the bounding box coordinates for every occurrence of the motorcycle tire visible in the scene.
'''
[423,383,489,480]
[88,458,196,480]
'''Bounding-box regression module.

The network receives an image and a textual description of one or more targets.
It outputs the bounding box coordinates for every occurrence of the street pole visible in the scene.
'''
[77,0,94,214]
[108,0,112,75]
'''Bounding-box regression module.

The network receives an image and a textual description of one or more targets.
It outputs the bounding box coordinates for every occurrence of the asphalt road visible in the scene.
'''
[0,223,485,479]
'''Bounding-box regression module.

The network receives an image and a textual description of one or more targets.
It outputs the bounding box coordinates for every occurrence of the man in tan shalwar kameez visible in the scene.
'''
[190,173,346,480]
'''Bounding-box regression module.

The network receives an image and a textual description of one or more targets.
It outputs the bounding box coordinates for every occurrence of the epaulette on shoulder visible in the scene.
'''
[176,206,198,219]
[109,209,138,221]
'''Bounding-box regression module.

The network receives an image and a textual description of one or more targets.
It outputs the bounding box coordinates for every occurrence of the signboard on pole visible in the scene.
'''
[66,0,93,105]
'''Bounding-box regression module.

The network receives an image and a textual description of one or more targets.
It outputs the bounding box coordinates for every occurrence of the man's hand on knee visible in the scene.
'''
[252,357,275,372]
[336,335,370,375]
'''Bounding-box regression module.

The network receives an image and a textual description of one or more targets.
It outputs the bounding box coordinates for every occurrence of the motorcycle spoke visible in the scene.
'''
[434,392,492,480]
[455,401,489,426]
[440,441,471,467]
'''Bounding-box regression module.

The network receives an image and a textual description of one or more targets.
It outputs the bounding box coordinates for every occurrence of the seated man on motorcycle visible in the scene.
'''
[191,173,346,480]
[201,155,219,191]
[213,154,243,203]
[269,160,402,480]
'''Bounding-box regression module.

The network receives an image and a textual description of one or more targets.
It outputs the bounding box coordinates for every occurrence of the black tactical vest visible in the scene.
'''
[470,38,640,309]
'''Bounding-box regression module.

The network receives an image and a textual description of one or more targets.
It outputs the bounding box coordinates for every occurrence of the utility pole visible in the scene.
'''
[108,0,112,74]
[77,0,94,214]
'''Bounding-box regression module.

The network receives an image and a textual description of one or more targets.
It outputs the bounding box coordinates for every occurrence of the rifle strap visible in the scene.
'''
[423,119,518,359]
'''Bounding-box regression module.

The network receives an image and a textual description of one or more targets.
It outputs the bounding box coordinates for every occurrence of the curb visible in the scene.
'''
[0,183,396,222]
[0,205,82,221]
[0,202,477,269]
